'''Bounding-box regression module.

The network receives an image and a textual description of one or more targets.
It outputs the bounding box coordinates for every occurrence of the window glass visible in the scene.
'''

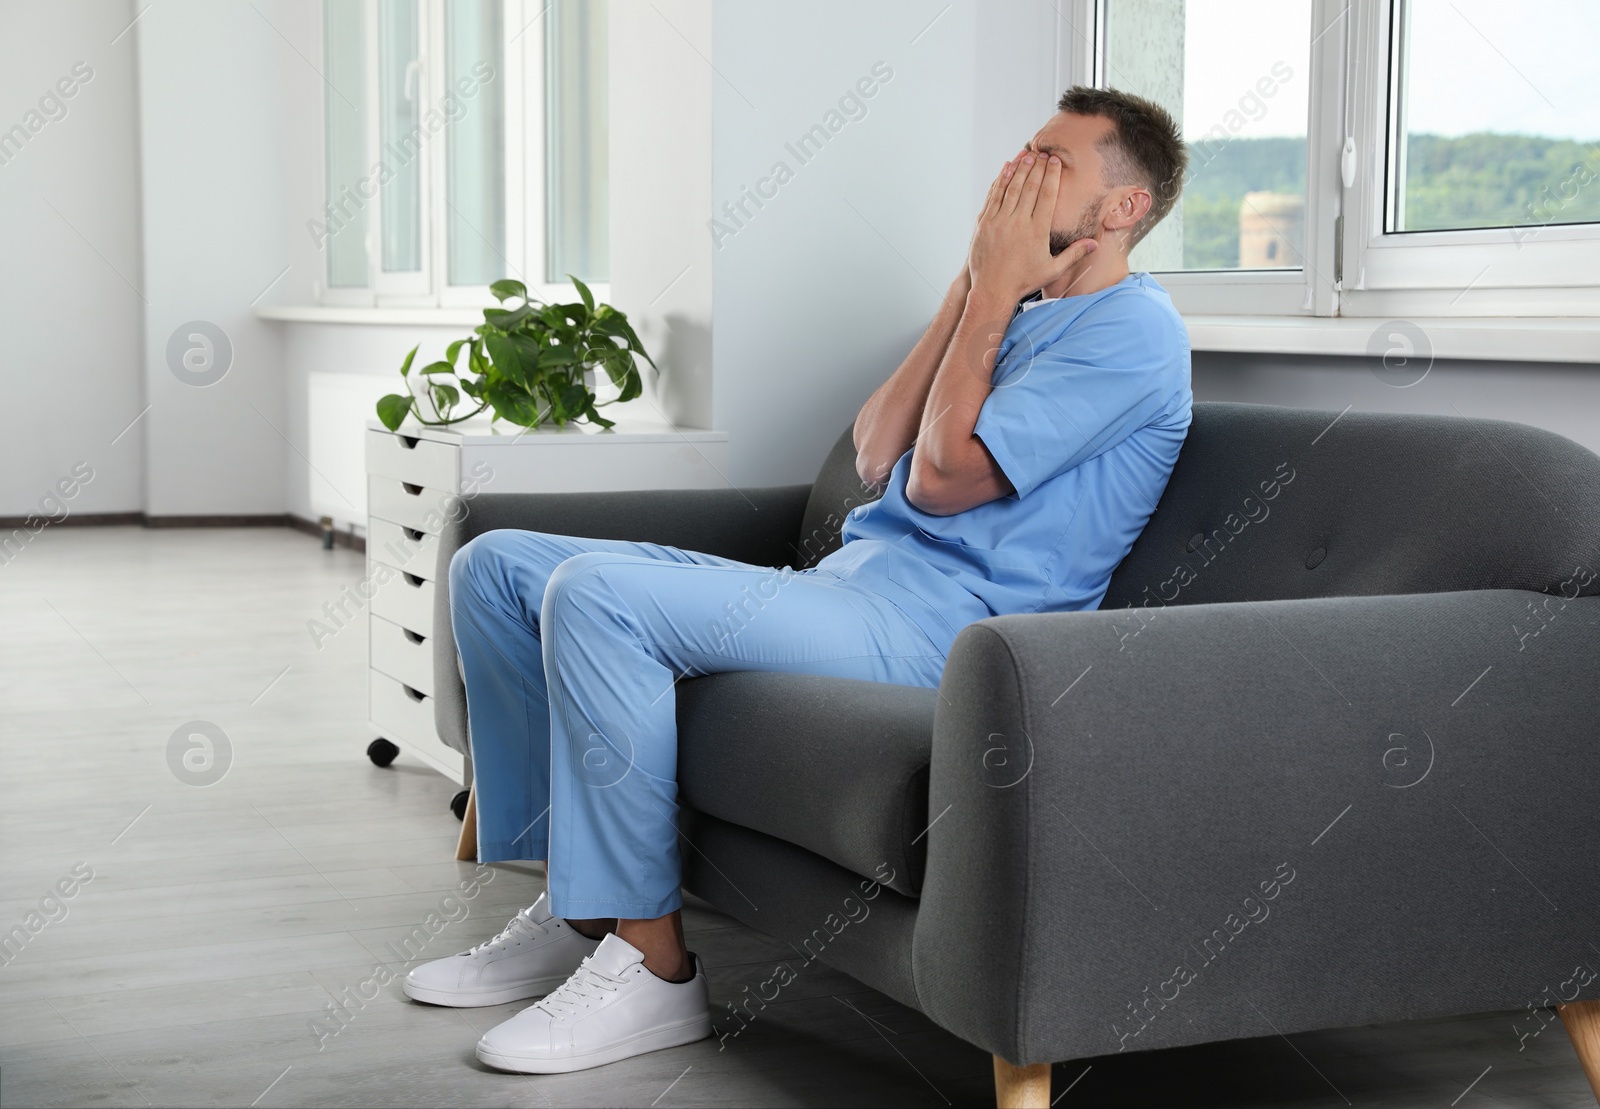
[323,0,368,288]
[445,0,507,285]
[1100,0,1313,271]
[1388,0,1600,234]
[545,0,609,283]
[378,0,423,273]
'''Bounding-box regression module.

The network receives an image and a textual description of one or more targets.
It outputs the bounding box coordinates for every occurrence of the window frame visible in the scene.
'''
[314,0,605,311]
[1060,0,1600,321]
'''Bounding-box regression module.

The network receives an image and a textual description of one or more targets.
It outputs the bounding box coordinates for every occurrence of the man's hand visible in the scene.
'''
[967,155,1097,308]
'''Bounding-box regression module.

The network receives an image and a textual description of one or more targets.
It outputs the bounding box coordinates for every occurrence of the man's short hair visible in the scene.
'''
[1057,86,1187,246]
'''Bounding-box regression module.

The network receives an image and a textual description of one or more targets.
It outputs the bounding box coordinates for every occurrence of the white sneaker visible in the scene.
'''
[402,891,600,1007]
[475,932,712,1073]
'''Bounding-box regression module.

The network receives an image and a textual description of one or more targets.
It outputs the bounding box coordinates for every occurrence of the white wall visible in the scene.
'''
[280,322,468,527]
[135,0,297,517]
[1192,351,1600,460]
[709,0,1061,487]
[0,1,144,517]
[609,0,715,431]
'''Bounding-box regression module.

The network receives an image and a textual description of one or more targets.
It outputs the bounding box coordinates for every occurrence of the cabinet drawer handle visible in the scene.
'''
[401,684,425,702]
[401,482,423,496]
[398,435,420,450]
[402,526,424,542]
[402,572,425,588]
[403,629,427,645]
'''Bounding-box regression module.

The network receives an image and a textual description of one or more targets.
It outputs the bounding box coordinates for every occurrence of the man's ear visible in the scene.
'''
[1105,187,1154,232]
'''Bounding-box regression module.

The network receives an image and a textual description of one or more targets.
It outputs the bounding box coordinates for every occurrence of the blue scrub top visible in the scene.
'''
[817,272,1192,654]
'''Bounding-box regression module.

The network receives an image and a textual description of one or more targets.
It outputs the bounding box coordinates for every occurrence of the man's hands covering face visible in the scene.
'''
[966,154,1097,308]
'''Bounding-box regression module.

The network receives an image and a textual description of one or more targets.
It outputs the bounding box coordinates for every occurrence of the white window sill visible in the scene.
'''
[256,305,489,327]
[1184,316,1600,365]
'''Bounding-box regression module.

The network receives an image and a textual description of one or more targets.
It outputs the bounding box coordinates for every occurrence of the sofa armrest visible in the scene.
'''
[431,483,813,755]
[913,588,1600,1065]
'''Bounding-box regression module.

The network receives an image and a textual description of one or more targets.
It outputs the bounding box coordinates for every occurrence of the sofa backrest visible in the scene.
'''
[1100,401,1600,610]
[796,426,882,568]
[801,403,1600,603]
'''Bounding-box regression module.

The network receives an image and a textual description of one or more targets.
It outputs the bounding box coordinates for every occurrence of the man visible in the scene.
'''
[405,85,1192,1074]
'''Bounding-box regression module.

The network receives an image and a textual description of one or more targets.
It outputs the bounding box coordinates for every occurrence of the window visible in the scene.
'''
[1101,0,1313,274]
[1386,0,1600,235]
[1065,0,1600,318]
[316,0,609,307]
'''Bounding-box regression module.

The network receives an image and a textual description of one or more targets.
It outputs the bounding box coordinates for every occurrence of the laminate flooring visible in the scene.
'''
[0,526,1589,1107]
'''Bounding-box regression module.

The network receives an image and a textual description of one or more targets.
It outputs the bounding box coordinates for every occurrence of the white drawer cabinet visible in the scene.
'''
[364,415,731,784]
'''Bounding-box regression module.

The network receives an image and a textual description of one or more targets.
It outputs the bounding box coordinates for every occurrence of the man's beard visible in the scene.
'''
[1049,195,1105,256]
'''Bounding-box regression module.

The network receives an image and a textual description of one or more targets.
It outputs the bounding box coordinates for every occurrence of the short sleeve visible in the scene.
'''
[973,293,1179,499]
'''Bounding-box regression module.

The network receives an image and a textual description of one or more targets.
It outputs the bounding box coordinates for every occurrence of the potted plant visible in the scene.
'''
[375,276,652,432]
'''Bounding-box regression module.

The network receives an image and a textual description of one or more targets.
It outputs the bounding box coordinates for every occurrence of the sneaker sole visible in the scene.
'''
[403,973,574,1008]
[476,1012,713,1073]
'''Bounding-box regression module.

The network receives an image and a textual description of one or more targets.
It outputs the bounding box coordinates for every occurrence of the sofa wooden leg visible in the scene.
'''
[993,1056,1050,1108]
[1560,999,1600,1101]
[454,786,477,862]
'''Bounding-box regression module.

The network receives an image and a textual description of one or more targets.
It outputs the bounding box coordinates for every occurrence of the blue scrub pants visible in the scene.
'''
[448,530,948,920]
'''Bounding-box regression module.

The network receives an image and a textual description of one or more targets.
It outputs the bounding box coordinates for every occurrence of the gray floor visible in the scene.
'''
[0,525,1592,1108]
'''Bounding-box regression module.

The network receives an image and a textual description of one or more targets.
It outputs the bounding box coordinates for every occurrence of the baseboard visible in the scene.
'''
[286,514,366,552]
[144,514,292,528]
[0,512,144,528]
[0,512,367,553]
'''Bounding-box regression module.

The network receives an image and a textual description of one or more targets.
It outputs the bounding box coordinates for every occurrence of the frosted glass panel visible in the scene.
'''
[446,0,507,286]
[323,0,368,288]
[545,0,608,283]
[378,0,422,274]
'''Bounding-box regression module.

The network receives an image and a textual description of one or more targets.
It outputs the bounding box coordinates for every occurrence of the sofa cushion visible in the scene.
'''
[676,670,936,897]
[1103,402,1600,612]
[795,426,882,568]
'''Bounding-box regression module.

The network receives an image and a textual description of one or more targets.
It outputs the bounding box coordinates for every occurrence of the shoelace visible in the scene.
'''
[534,958,626,1019]
[461,908,548,956]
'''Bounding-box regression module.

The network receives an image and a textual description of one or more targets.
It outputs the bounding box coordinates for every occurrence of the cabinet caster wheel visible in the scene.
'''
[367,738,400,767]
[451,789,470,821]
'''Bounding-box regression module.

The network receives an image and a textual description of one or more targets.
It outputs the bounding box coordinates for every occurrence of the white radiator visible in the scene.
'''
[308,372,397,530]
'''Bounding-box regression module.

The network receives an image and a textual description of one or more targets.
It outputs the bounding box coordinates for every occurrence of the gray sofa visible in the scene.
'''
[432,401,1600,1107]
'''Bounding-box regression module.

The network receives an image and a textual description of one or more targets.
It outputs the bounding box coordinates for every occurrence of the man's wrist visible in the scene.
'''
[964,284,1019,322]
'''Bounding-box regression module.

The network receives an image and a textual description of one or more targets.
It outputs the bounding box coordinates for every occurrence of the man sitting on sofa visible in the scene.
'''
[406,86,1193,1075]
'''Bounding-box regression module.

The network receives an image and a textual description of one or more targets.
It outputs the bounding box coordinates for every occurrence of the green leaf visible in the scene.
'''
[489,278,528,304]
[376,393,414,431]
[431,383,460,415]
[559,382,589,417]
[484,333,538,390]
[445,338,468,366]
[484,381,544,427]
[540,342,580,368]
[570,275,595,315]
[584,403,616,429]
[419,360,456,376]
[398,344,419,377]
[483,304,535,332]
[540,304,577,330]
[459,377,482,399]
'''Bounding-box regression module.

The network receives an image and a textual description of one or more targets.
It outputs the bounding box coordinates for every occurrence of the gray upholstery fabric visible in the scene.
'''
[680,807,922,1012]
[676,672,938,897]
[1103,403,1600,611]
[421,400,1600,1070]
[795,426,882,568]
[916,591,1600,1064]
[432,485,810,753]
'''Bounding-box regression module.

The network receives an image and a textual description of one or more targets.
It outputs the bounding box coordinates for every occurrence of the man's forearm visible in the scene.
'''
[904,290,1013,514]
[852,270,971,487]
